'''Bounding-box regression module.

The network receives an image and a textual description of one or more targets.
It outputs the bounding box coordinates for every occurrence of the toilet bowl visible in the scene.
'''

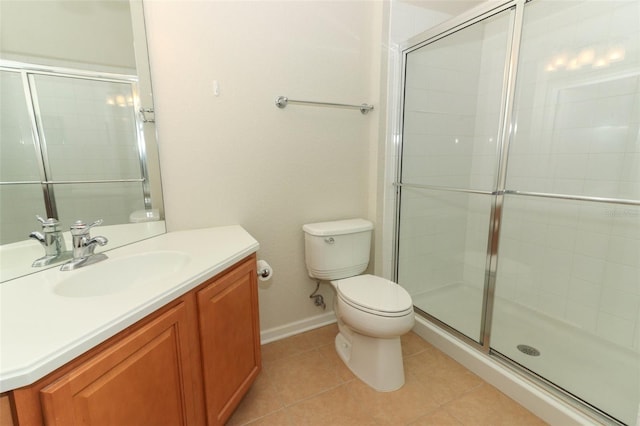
[334,274,414,338]
[332,275,414,391]
[302,219,414,392]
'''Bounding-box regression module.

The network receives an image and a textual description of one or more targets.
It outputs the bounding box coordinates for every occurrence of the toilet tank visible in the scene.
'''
[302,218,373,280]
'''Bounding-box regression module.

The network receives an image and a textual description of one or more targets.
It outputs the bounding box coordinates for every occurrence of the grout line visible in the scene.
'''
[240,407,289,426]
[232,328,546,426]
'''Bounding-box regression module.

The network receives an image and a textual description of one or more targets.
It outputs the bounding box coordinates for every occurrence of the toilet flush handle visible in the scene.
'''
[324,237,335,244]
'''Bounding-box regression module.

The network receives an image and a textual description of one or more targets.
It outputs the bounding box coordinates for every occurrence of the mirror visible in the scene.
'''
[0,0,165,283]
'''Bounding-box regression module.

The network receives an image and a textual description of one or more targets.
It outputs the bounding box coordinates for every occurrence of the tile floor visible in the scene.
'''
[226,324,548,425]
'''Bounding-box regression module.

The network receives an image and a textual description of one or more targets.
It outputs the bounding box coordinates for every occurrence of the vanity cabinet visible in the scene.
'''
[198,255,261,425]
[40,298,203,426]
[1,394,14,425]
[6,254,260,426]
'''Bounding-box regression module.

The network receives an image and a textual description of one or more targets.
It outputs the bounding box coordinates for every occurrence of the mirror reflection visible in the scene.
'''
[0,0,165,283]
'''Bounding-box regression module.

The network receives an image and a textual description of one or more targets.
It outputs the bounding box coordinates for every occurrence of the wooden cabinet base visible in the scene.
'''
[198,255,261,425]
[41,300,202,426]
[5,254,260,426]
[0,394,14,426]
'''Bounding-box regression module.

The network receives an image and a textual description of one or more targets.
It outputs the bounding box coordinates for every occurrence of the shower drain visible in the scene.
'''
[517,344,541,356]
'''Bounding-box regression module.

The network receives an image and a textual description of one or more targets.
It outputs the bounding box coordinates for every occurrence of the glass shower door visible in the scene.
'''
[491,0,640,423]
[396,9,512,343]
[30,74,148,230]
[0,70,47,245]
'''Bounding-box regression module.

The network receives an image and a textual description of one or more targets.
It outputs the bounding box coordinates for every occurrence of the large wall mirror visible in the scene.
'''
[0,0,165,282]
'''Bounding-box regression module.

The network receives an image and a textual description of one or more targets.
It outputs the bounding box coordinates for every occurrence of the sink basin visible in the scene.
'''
[53,251,191,298]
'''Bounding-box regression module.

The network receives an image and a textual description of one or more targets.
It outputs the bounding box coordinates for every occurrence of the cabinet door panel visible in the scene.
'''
[40,300,200,426]
[198,255,261,425]
[0,394,15,426]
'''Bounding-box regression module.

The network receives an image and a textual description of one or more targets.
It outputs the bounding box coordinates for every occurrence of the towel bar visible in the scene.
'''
[275,96,373,114]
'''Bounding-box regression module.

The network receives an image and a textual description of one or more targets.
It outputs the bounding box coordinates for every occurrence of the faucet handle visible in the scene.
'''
[70,219,103,235]
[88,219,103,228]
[36,215,62,232]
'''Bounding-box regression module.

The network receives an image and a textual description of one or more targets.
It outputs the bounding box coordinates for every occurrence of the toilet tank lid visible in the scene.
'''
[303,218,373,236]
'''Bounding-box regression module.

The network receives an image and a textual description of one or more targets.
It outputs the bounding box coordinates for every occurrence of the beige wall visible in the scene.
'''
[143,0,386,332]
[0,0,135,72]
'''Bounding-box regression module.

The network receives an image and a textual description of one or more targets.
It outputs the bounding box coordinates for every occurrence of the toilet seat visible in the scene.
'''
[333,275,413,317]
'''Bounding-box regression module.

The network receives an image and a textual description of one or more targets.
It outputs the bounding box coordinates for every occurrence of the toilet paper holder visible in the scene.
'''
[256,259,273,281]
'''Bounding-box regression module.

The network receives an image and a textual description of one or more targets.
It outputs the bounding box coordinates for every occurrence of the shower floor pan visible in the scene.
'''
[413,283,639,425]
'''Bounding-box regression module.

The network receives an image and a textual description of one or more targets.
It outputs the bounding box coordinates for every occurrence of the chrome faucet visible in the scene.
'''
[29,216,71,267]
[60,219,108,271]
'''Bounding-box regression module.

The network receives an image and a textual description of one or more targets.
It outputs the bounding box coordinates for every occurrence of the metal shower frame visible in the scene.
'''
[391,0,635,424]
[0,62,152,221]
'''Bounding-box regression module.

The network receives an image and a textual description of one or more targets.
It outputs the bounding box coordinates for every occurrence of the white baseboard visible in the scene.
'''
[260,311,337,345]
[412,316,602,426]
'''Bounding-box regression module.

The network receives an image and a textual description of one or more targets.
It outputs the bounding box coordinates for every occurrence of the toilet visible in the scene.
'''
[302,218,414,392]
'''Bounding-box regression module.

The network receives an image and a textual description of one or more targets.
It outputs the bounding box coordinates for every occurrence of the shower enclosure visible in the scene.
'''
[0,65,150,245]
[394,0,639,424]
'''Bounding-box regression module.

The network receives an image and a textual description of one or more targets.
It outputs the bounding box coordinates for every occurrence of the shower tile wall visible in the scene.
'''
[380,3,455,280]
[463,17,511,288]
[0,71,46,244]
[497,200,640,350]
[36,77,142,182]
[35,76,145,228]
[494,0,640,351]
[0,73,146,244]
[399,1,640,352]
[399,23,481,296]
[401,25,484,190]
[506,2,640,200]
[0,73,40,181]
[399,15,508,297]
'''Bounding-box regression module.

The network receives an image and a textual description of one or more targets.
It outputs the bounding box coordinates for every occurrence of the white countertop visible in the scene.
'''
[0,226,259,392]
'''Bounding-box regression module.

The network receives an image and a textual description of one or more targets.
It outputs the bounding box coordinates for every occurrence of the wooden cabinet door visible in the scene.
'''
[0,394,14,426]
[197,255,261,426]
[40,299,203,426]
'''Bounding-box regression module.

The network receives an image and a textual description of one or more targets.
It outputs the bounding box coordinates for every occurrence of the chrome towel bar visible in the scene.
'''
[275,96,373,115]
